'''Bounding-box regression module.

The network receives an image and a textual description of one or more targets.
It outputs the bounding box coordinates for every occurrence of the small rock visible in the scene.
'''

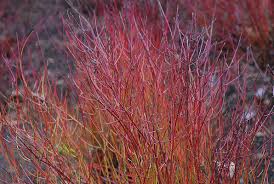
[255,131,265,137]
[255,87,266,98]
[263,99,270,105]
[244,110,256,121]
[229,162,235,178]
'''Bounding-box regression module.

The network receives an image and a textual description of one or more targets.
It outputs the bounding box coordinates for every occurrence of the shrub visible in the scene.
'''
[180,0,273,69]
[0,1,271,183]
